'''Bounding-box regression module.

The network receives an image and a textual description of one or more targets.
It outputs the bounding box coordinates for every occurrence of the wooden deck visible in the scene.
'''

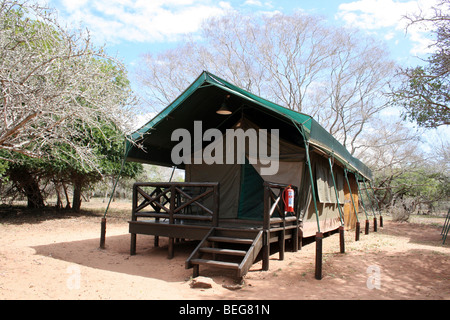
[128,181,301,279]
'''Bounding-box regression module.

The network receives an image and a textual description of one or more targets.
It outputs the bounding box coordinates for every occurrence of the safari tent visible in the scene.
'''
[122,71,377,279]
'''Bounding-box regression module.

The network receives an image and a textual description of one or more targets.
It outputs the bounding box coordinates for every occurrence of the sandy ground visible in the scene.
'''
[0,200,449,300]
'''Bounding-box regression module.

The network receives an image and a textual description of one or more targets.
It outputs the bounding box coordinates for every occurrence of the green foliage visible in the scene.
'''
[395,168,449,202]
[1,0,137,161]
[1,120,143,209]
[0,159,8,179]
[393,66,450,128]
[0,1,141,209]
[391,0,450,128]
[373,164,450,215]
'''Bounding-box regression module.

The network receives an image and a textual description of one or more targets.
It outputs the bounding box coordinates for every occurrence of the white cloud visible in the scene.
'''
[384,31,395,40]
[60,0,88,11]
[336,0,439,55]
[244,0,263,6]
[47,0,231,44]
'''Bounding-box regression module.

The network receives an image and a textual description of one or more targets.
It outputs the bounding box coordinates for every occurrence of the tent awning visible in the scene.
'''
[126,71,372,180]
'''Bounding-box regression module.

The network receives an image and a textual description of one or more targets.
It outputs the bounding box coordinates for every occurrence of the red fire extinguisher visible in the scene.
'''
[283,185,295,213]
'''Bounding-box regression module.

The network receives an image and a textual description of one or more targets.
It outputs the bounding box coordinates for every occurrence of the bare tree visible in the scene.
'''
[137,11,395,155]
[356,119,424,175]
[0,0,136,170]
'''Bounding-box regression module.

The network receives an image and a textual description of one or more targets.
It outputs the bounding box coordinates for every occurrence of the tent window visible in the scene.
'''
[316,160,344,204]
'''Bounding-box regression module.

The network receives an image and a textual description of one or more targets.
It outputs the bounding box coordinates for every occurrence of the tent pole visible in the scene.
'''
[344,169,360,241]
[355,175,370,235]
[169,166,176,182]
[369,180,383,227]
[304,142,323,280]
[328,157,345,253]
[328,157,344,225]
[363,179,377,232]
[100,139,132,249]
[292,119,322,280]
[304,142,321,233]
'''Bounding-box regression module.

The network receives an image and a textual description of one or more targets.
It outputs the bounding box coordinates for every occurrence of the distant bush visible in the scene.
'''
[390,198,415,222]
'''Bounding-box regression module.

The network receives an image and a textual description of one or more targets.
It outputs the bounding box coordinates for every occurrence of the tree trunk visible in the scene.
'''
[53,180,62,209]
[25,177,45,209]
[72,181,82,212]
[10,168,45,209]
[62,183,71,209]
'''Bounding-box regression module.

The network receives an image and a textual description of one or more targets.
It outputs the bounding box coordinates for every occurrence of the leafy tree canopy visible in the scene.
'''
[392,0,450,128]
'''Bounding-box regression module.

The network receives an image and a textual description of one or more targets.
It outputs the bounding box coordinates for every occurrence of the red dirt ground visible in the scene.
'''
[0,200,448,300]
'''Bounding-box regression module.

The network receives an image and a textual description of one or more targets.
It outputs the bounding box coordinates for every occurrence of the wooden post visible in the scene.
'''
[279,216,285,261]
[315,232,323,280]
[262,184,270,271]
[380,215,383,228]
[355,221,360,241]
[213,183,219,227]
[193,265,199,278]
[298,228,303,250]
[130,233,136,255]
[292,222,299,252]
[154,220,159,247]
[168,185,175,259]
[374,217,377,232]
[339,225,345,253]
[168,238,174,259]
[365,219,370,235]
[100,217,106,249]
[130,184,137,254]
[154,187,161,247]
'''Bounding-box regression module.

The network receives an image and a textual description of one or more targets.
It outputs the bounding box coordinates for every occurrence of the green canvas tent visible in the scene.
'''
[126,71,372,237]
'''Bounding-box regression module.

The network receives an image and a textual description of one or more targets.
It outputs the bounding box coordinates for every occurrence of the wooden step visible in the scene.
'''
[190,258,240,270]
[208,236,253,245]
[199,247,247,256]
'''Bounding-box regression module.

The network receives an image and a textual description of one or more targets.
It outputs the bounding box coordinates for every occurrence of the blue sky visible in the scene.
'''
[39,0,448,150]
[42,0,438,69]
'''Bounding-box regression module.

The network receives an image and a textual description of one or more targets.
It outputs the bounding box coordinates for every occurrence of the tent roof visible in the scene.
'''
[127,71,372,180]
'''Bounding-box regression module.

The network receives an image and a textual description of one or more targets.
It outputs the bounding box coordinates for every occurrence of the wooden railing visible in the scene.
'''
[263,181,299,228]
[262,181,299,270]
[131,182,220,227]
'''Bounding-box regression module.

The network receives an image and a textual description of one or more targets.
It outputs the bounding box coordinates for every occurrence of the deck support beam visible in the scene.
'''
[292,223,299,252]
[100,218,107,249]
[130,233,136,255]
[315,232,323,280]
[168,237,174,259]
[279,219,285,261]
[339,225,345,254]
[355,221,360,241]
[298,228,303,250]
[262,231,270,271]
